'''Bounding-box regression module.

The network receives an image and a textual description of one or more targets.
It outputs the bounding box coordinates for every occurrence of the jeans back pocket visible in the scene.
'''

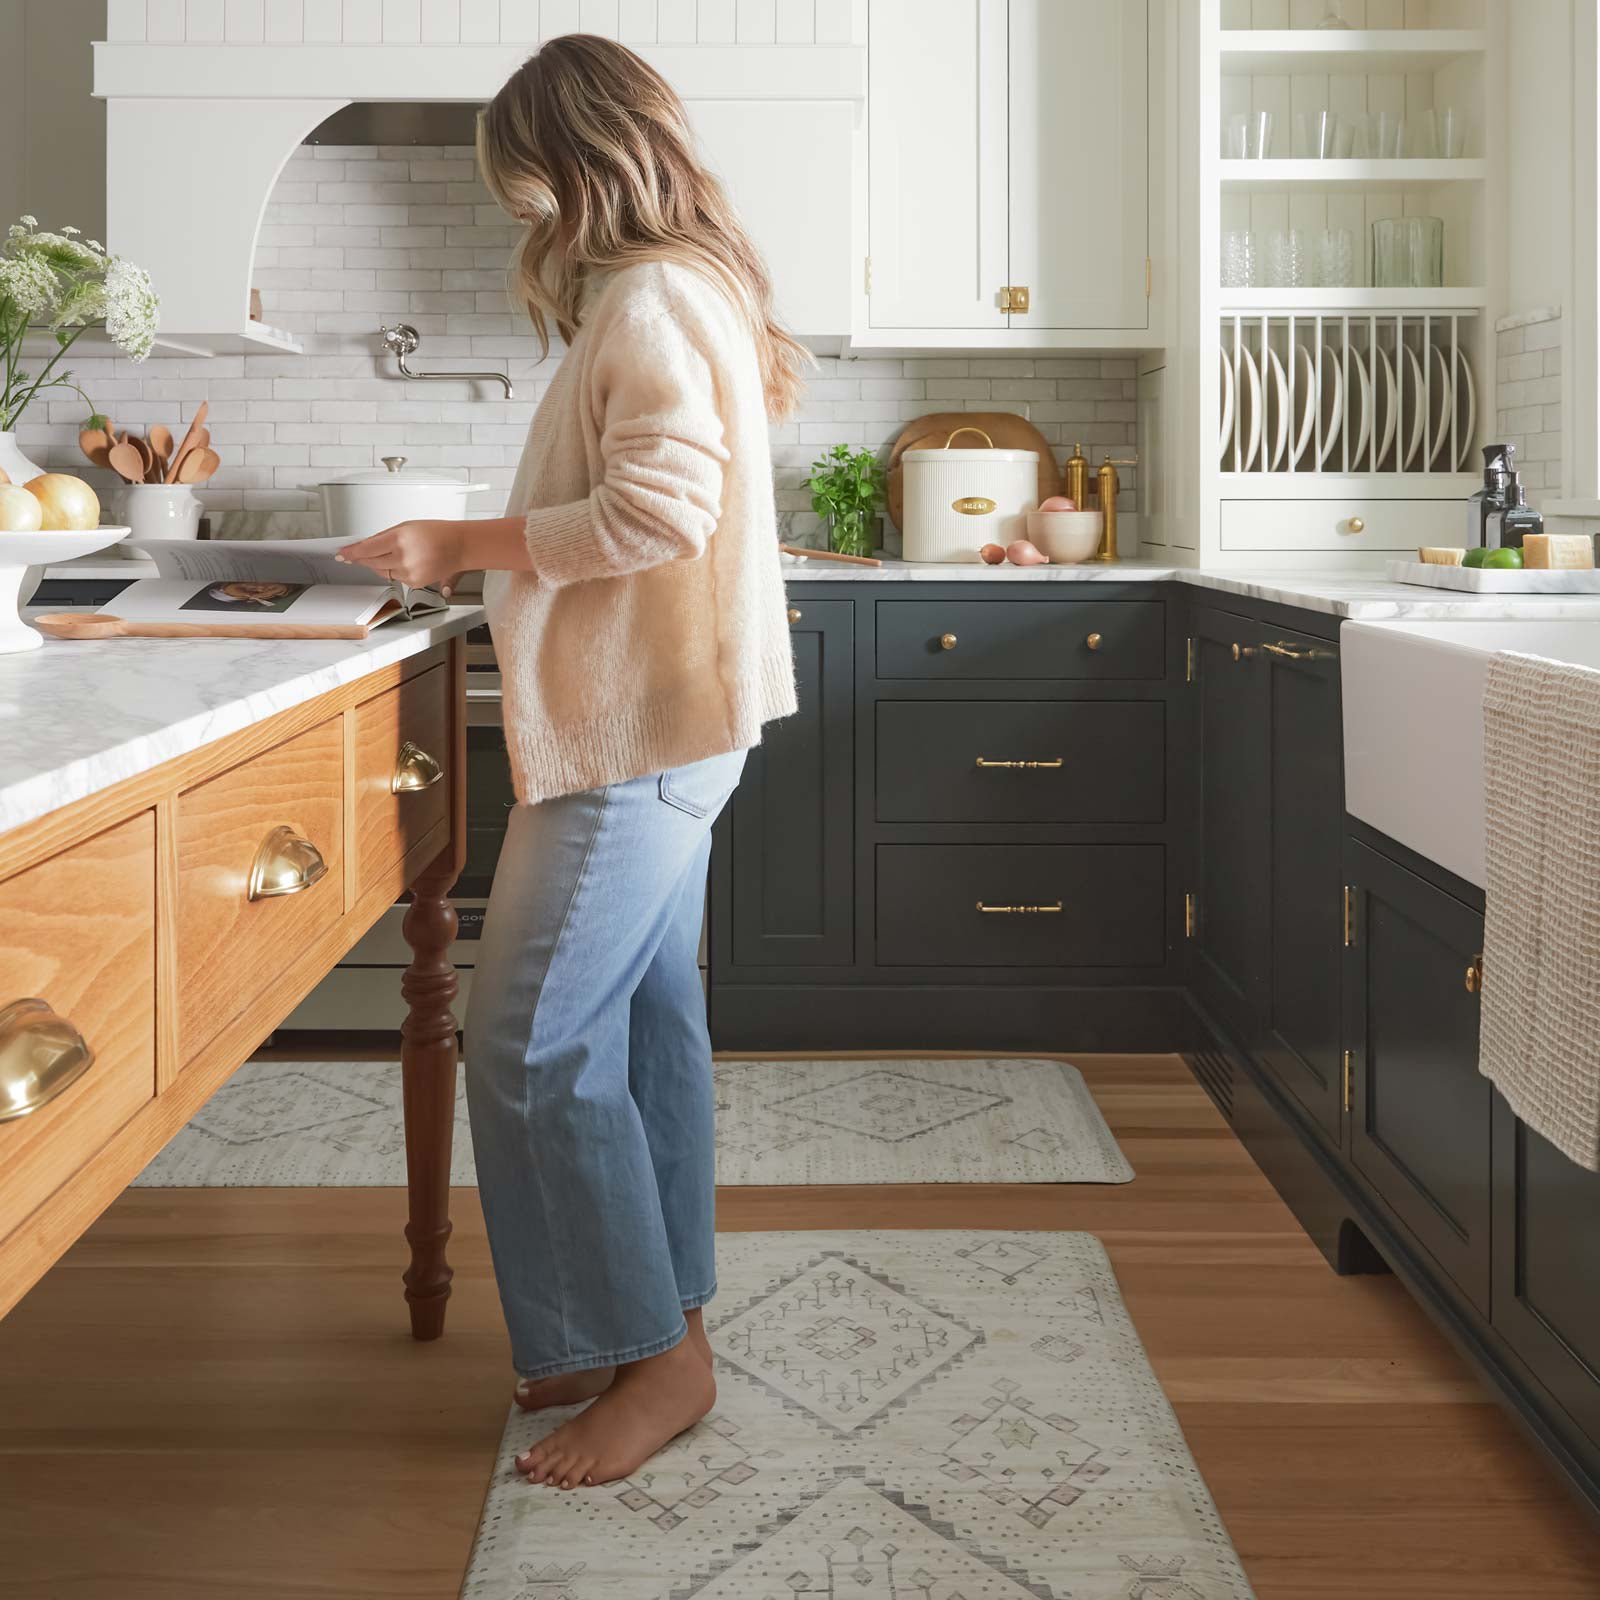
[658,749,747,819]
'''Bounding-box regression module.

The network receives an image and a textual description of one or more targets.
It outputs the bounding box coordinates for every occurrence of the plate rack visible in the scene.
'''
[1219,307,1481,477]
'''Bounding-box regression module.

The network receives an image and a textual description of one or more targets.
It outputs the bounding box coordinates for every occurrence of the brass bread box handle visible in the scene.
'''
[975,757,1064,770]
[940,632,959,651]
[392,739,445,794]
[1465,953,1484,995]
[0,998,95,1123]
[248,825,330,902]
[976,901,1064,915]
[942,426,996,451]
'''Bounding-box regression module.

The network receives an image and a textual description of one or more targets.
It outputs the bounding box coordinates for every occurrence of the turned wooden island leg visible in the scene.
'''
[400,854,460,1341]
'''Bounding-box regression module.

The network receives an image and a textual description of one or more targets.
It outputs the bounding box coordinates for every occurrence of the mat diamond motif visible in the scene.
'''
[463,1232,1253,1600]
[134,1058,1132,1188]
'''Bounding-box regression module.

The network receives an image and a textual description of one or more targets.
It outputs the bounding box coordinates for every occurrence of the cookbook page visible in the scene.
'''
[105,579,394,627]
[129,537,363,586]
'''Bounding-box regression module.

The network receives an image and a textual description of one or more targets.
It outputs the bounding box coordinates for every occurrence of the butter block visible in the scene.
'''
[1522,533,1596,570]
[1418,546,1466,565]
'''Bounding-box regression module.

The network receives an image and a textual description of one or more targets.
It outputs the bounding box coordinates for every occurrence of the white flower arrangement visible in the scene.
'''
[0,216,160,431]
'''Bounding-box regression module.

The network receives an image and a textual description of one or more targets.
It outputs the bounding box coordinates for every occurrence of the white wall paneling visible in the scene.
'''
[341,0,382,39]
[656,0,696,41]
[578,0,620,36]
[186,0,226,41]
[225,0,267,39]
[618,0,658,40]
[106,0,148,42]
[696,0,735,42]
[382,0,423,40]
[265,0,307,40]
[500,0,539,41]
[303,0,342,38]
[147,0,187,38]
[775,0,813,42]
[735,0,776,42]
[459,0,498,40]
[420,0,461,39]
[540,0,580,33]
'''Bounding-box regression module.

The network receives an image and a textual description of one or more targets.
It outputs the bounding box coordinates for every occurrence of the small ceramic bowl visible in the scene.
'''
[1026,509,1103,564]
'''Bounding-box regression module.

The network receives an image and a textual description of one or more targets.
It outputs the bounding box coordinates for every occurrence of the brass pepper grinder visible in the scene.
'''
[1092,453,1139,563]
[1062,441,1090,511]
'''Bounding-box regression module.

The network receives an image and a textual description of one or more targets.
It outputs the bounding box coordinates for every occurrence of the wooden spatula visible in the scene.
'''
[32,613,368,641]
[165,401,209,484]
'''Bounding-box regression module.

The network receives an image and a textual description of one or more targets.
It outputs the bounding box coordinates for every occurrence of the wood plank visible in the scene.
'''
[0,1055,1596,1598]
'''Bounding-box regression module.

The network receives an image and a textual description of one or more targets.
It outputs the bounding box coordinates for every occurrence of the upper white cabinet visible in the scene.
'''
[865,0,1151,340]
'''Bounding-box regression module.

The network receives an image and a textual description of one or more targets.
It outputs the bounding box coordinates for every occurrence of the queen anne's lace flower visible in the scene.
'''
[102,257,159,362]
[0,253,58,318]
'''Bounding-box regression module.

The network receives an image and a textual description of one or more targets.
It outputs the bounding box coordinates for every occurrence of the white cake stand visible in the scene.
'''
[0,527,131,654]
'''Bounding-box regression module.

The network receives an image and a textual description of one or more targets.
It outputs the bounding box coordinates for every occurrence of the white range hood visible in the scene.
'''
[92,37,863,350]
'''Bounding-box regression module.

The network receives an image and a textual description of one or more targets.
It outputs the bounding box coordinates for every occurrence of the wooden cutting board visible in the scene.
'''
[885,411,1063,532]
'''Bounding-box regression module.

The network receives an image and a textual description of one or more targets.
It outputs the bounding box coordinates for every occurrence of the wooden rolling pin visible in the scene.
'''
[778,543,882,567]
[31,613,371,641]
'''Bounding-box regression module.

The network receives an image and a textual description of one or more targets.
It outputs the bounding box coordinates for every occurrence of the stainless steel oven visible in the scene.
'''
[286,623,514,1031]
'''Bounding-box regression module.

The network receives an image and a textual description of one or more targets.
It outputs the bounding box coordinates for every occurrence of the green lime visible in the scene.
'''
[1462,547,1490,567]
[1484,547,1524,569]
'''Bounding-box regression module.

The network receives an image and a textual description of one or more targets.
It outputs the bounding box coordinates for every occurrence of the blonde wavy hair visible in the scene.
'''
[476,34,808,420]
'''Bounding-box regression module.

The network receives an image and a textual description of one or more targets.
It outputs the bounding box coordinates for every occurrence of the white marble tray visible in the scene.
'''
[1386,559,1600,594]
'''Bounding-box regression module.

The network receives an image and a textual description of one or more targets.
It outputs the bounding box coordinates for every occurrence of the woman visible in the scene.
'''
[338,35,803,1490]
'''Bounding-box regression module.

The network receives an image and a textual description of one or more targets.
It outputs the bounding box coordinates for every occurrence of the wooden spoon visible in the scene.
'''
[31,613,367,641]
[175,446,220,484]
[107,440,147,484]
[165,401,209,484]
[125,434,157,482]
[79,428,114,469]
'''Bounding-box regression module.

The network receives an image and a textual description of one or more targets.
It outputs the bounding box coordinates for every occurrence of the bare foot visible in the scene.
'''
[511,1311,714,1413]
[517,1334,715,1489]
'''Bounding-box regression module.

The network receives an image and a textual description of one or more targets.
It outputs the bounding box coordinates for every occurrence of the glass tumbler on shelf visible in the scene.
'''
[1315,227,1355,289]
[1228,110,1274,159]
[1369,109,1406,160]
[1423,105,1466,158]
[1371,217,1443,287]
[1220,229,1257,289]
[1406,216,1444,287]
[1295,110,1340,160]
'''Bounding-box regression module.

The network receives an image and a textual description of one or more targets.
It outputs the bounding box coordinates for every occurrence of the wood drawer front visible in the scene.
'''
[1220,498,1464,552]
[876,701,1165,823]
[0,812,156,1241]
[177,717,345,1064]
[876,843,1166,968]
[875,599,1165,681]
[354,664,452,896]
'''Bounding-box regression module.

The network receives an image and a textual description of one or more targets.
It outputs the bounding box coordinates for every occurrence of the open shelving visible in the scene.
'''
[1218,28,1487,75]
[1219,158,1487,190]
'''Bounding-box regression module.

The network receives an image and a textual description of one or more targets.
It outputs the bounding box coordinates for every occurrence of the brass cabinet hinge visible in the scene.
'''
[1185,636,1196,683]
[1343,884,1356,947]
[1145,256,1153,298]
[1184,891,1197,940]
[1000,285,1031,314]
[1342,1049,1354,1113]
[863,256,871,294]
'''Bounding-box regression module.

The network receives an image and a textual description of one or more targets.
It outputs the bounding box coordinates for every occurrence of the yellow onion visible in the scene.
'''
[25,473,101,531]
[0,484,44,532]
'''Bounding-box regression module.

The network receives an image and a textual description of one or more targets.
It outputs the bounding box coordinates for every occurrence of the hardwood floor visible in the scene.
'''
[0,1053,1595,1598]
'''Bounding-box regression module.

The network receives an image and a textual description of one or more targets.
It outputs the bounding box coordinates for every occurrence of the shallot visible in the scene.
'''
[1038,494,1078,513]
[1006,539,1049,566]
[979,543,1007,565]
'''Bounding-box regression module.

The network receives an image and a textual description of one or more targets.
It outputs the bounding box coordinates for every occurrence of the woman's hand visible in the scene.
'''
[335,520,469,594]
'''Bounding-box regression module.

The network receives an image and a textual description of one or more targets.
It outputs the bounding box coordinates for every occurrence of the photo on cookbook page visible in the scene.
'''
[180,582,307,614]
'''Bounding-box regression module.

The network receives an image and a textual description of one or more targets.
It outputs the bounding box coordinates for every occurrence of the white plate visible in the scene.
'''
[1233,342,1263,473]
[1373,346,1400,469]
[1427,344,1453,470]
[1346,346,1372,467]
[1318,344,1344,468]
[1290,343,1316,468]
[1397,344,1426,470]
[1453,344,1476,470]
[1264,346,1290,472]
[1218,345,1236,460]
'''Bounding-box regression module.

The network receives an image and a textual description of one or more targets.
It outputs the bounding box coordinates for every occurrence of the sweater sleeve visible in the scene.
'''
[521,288,731,588]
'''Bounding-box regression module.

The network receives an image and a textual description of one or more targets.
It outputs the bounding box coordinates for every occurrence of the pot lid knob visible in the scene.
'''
[382,455,407,474]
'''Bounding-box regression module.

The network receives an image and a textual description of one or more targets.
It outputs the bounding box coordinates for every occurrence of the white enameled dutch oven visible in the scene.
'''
[901,426,1041,562]
[302,455,490,543]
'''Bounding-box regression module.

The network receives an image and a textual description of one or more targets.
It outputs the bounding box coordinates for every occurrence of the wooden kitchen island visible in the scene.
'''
[0,605,483,1335]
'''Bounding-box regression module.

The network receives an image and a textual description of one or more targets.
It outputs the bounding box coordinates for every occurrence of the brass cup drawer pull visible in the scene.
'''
[976,901,1064,915]
[1465,953,1484,995]
[939,632,958,651]
[392,739,445,794]
[248,825,330,902]
[1261,641,1337,662]
[974,757,1064,770]
[0,998,95,1123]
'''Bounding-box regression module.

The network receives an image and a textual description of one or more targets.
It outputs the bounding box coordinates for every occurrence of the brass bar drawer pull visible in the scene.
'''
[976,901,1064,915]
[974,757,1064,770]
[0,998,95,1123]
[248,825,329,902]
[392,739,445,794]
[1261,641,1336,662]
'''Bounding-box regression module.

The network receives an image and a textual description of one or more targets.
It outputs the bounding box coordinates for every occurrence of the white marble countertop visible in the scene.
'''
[779,556,1600,620]
[0,605,485,837]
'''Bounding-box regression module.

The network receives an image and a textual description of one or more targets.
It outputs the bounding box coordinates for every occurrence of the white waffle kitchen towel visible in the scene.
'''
[1480,649,1600,1171]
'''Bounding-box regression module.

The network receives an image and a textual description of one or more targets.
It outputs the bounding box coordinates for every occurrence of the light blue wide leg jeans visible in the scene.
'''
[463,749,745,1380]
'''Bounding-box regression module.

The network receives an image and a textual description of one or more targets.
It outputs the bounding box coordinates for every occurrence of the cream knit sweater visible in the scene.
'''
[484,260,797,803]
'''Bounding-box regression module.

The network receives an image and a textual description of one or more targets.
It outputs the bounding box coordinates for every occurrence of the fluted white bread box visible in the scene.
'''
[902,432,1041,563]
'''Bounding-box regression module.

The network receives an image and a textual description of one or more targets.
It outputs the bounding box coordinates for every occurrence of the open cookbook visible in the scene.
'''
[114,538,448,634]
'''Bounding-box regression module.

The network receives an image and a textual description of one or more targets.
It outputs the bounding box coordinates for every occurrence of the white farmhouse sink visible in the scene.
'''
[1342,618,1600,889]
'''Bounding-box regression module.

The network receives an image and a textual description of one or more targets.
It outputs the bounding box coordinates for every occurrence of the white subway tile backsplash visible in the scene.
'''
[1496,308,1563,506]
[21,145,1137,544]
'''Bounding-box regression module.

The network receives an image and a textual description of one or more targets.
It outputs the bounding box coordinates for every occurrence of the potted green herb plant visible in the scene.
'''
[801,443,887,559]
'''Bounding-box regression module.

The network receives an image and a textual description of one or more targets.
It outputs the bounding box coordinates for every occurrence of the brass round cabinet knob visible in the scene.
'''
[1232,642,1257,661]
[1347,516,1365,533]
[1465,954,1484,995]
[787,607,802,625]
[1086,632,1103,651]
[940,632,958,651]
